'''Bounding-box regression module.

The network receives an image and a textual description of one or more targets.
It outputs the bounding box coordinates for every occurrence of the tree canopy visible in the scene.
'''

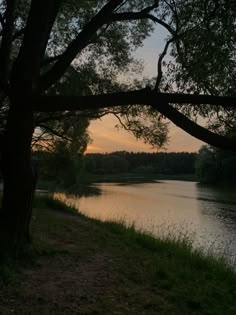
[85,151,196,175]
[0,0,236,245]
[0,0,235,149]
[195,145,236,184]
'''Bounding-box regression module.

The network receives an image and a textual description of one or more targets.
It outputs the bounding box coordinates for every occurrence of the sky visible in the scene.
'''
[87,114,204,153]
[86,25,204,154]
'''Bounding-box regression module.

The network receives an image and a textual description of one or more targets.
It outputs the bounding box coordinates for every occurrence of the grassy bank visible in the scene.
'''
[0,197,236,314]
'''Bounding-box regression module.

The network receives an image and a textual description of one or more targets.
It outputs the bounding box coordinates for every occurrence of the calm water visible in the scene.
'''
[54,180,236,263]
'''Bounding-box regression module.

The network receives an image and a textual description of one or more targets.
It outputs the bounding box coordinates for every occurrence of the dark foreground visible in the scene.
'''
[0,197,236,314]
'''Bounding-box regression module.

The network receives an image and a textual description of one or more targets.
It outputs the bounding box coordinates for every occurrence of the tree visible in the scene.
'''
[195,146,219,184]
[34,114,90,189]
[0,0,235,248]
[85,151,196,175]
[196,145,236,184]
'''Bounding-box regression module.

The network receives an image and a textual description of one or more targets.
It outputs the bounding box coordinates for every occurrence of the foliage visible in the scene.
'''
[85,151,197,175]
[195,145,236,184]
[1,0,235,148]
[166,0,236,134]
[33,116,89,189]
[0,0,236,245]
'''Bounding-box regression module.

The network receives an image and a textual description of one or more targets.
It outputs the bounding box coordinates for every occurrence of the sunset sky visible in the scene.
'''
[86,26,204,154]
[86,115,204,153]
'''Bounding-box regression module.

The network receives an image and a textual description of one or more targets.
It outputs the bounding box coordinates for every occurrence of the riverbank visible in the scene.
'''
[83,172,196,184]
[35,173,196,193]
[0,196,236,314]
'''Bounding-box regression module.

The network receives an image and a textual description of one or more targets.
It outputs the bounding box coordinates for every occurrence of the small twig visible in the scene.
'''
[37,123,73,143]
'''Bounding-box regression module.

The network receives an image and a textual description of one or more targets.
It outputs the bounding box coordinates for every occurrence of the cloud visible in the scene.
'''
[86,115,203,153]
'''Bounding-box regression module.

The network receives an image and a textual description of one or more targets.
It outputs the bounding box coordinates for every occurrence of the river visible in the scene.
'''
[53,180,236,264]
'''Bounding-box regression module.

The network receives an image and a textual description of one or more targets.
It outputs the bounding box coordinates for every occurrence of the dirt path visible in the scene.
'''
[1,205,236,315]
[0,209,151,314]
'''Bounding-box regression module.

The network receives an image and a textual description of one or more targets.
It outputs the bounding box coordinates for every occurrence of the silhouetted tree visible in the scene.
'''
[0,0,235,248]
[196,145,236,184]
[85,151,196,175]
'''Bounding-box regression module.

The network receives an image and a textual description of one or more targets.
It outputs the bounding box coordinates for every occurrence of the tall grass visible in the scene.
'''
[45,194,236,269]
[1,195,236,314]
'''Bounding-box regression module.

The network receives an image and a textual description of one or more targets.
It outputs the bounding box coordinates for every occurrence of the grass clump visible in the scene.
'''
[0,196,236,315]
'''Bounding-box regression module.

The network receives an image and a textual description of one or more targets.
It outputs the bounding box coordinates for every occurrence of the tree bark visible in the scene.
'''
[0,100,34,249]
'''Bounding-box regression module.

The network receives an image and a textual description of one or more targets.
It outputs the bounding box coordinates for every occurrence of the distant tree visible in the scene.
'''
[34,115,90,188]
[85,151,196,175]
[195,145,236,184]
[195,146,219,184]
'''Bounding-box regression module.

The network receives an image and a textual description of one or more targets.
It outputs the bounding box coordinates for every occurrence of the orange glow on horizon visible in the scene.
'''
[86,115,203,154]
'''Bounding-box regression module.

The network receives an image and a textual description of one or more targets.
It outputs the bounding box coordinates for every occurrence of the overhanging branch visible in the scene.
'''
[34,90,236,111]
[150,102,236,151]
[40,0,123,91]
[33,89,236,150]
[110,12,175,35]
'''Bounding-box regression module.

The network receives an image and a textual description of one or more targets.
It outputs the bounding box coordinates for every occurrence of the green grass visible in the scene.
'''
[0,196,236,314]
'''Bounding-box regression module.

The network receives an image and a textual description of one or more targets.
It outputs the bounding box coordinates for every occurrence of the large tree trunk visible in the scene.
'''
[0,100,34,249]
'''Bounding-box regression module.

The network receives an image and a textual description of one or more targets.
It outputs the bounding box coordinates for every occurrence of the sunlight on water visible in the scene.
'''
[53,181,236,265]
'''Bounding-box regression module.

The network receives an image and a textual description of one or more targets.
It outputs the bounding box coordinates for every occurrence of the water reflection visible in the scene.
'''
[53,181,236,264]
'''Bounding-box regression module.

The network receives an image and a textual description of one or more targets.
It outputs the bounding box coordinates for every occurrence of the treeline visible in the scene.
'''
[84,151,197,175]
[195,146,236,185]
[33,147,236,189]
[33,149,85,189]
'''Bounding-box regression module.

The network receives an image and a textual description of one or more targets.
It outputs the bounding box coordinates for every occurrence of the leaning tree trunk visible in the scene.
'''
[0,99,34,249]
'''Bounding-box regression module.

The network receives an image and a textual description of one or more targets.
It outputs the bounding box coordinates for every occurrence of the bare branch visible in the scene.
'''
[155,38,174,89]
[163,0,179,27]
[37,123,73,143]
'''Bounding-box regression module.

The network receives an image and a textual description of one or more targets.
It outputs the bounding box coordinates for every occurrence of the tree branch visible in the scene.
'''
[150,101,235,150]
[0,0,17,90]
[40,0,124,91]
[33,89,236,150]
[110,12,175,35]
[155,38,174,89]
[34,90,236,112]
[11,0,63,92]
[37,123,72,143]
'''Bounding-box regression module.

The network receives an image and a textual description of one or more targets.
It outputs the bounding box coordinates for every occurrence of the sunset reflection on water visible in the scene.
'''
[53,181,236,264]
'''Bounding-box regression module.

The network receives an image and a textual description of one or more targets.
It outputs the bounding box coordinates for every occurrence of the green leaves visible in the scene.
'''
[168,0,236,96]
[161,0,236,136]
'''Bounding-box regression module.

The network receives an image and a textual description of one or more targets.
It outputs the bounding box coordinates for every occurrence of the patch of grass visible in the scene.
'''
[1,196,236,314]
[0,238,55,286]
[43,195,77,213]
